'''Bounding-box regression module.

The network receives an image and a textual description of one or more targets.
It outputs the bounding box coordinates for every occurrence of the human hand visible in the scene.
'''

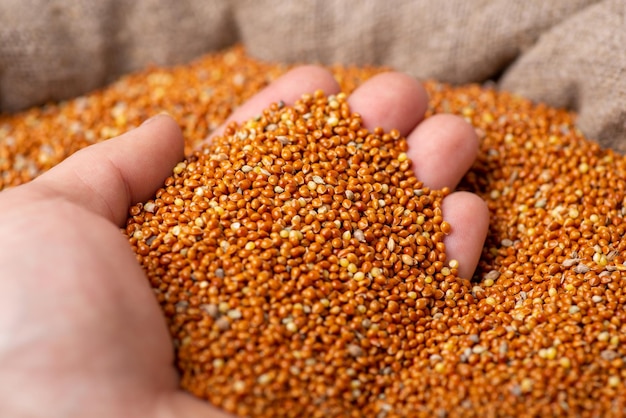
[0,116,232,417]
[0,66,487,417]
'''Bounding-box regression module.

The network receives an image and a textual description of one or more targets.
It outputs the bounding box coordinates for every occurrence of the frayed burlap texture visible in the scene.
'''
[1,0,625,151]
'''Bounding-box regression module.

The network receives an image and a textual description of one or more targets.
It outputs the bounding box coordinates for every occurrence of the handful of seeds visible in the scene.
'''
[3,46,626,417]
[126,91,465,417]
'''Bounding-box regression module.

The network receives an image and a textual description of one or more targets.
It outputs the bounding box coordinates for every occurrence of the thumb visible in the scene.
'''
[33,115,184,226]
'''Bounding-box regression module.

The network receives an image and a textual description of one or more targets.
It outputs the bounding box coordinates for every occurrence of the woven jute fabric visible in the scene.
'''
[499,0,626,153]
[1,0,625,151]
[0,0,236,111]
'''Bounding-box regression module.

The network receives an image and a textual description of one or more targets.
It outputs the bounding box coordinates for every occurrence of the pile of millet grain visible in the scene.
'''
[2,46,626,417]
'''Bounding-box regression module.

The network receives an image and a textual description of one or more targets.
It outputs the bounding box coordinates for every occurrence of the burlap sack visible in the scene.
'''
[235,0,596,84]
[0,0,235,111]
[1,0,625,151]
[500,0,626,153]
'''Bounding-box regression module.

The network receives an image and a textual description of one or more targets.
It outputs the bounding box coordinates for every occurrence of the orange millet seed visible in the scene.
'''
[1,45,625,417]
[126,90,465,417]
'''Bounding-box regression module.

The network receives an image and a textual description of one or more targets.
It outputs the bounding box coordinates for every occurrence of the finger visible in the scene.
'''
[33,114,184,226]
[442,191,489,279]
[345,73,486,277]
[406,113,479,190]
[347,72,428,135]
[209,65,340,140]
